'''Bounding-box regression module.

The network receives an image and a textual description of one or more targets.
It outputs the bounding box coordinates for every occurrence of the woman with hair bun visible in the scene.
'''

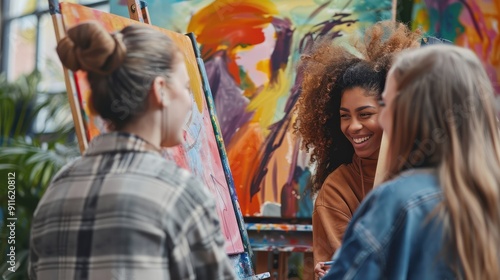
[293,21,421,278]
[29,21,235,280]
[324,44,500,280]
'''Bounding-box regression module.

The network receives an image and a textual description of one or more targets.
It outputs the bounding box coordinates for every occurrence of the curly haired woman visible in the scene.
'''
[294,21,420,278]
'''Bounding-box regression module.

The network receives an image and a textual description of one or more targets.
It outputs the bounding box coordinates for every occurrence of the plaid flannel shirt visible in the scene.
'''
[29,132,236,280]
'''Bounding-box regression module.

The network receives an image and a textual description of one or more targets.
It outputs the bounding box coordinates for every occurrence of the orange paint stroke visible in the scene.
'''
[227,122,264,216]
[188,0,278,85]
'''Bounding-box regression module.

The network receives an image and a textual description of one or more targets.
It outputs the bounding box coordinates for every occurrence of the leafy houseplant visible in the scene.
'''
[0,71,79,280]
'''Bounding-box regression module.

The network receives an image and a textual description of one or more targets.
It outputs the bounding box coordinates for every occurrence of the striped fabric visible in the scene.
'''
[29,132,236,280]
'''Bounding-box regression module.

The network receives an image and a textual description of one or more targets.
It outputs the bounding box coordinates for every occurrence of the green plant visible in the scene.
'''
[0,71,79,280]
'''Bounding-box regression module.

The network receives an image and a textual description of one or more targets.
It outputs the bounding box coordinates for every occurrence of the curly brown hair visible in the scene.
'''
[294,21,421,194]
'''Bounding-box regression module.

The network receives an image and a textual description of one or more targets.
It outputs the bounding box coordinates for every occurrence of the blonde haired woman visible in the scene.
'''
[323,44,500,279]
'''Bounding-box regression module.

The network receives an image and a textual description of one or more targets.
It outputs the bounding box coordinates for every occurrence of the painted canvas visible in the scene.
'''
[413,0,500,94]
[111,0,395,219]
[59,2,245,255]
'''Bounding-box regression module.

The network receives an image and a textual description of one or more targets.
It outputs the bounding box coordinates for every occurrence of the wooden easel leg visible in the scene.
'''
[127,0,144,22]
[271,250,279,279]
[278,252,289,280]
[140,1,151,24]
[49,0,88,153]
[255,251,268,276]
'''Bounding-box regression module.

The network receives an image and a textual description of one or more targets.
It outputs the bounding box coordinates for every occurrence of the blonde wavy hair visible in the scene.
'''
[385,45,500,279]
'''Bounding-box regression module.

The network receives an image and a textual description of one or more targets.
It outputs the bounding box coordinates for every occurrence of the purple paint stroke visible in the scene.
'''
[308,0,333,21]
[299,13,357,53]
[260,174,266,205]
[272,159,279,202]
[270,17,293,84]
[205,51,254,143]
[280,140,302,217]
[250,13,358,199]
[287,139,301,184]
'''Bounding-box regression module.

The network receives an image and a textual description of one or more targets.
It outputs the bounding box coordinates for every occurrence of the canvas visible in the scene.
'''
[413,0,500,94]
[111,0,395,219]
[59,2,245,255]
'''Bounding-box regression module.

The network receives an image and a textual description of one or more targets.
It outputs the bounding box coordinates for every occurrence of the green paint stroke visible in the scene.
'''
[353,0,393,23]
[428,2,465,41]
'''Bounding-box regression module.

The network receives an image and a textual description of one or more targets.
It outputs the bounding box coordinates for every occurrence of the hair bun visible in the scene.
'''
[56,21,126,75]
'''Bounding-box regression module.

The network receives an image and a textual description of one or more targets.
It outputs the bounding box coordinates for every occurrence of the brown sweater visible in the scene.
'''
[312,154,377,265]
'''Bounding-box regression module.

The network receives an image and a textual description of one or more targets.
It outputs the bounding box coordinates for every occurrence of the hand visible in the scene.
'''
[314,261,331,279]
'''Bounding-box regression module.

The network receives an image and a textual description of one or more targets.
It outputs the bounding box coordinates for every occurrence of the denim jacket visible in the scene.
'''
[324,169,458,280]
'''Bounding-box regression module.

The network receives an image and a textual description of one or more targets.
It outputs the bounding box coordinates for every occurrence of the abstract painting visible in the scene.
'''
[413,0,500,93]
[59,2,245,255]
[111,0,395,218]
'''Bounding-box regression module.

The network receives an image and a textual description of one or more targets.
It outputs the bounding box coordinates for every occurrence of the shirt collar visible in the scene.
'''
[84,132,162,156]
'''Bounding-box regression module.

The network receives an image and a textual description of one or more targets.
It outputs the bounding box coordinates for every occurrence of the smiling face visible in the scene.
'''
[340,87,383,160]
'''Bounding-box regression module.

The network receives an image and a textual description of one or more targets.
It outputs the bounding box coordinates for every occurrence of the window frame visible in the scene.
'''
[1,0,108,78]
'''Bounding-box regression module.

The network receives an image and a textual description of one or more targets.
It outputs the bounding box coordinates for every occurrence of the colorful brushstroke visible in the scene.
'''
[246,223,313,232]
[229,253,254,279]
[189,37,254,260]
[111,0,394,218]
[245,222,313,252]
[413,0,500,93]
[59,2,245,255]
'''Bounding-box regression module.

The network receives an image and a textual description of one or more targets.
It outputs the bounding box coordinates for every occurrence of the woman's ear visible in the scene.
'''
[151,76,169,107]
